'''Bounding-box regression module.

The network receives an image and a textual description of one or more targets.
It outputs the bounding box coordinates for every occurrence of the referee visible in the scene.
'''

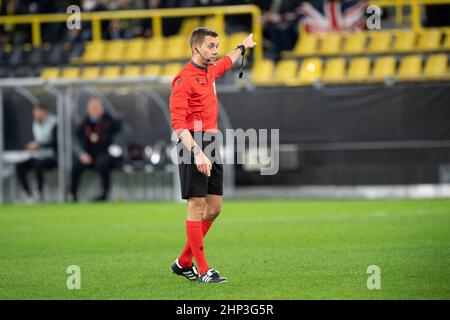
[169,27,256,283]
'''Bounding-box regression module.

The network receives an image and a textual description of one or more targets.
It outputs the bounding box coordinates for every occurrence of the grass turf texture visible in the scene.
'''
[0,199,449,299]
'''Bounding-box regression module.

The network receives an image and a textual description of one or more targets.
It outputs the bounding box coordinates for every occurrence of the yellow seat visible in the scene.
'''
[178,18,201,36]
[165,36,191,61]
[322,58,346,84]
[102,66,121,79]
[80,41,105,63]
[41,67,60,80]
[161,63,183,82]
[123,65,142,78]
[224,32,249,55]
[292,33,318,57]
[319,33,342,56]
[343,32,367,55]
[372,56,396,82]
[298,58,323,85]
[274,60,298,85]
[81,66,101,79]
[367,31,393,54]
[143,64,162,78]
[103,40,126,63]
[124,38,145,62]
[346,57,371,82]
[61,67,80,79]
[417,29,442,52]
[251,59,275,85]
[442,28,450,50]
[203,16,224,36]
[423,54,448,79]
[393,30,416,52]
[141,37,164,62]
[397,55,422,81]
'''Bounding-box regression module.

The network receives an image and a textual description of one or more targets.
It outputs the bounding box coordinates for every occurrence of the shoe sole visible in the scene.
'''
[170,267,198,281]
[198,279,228,284]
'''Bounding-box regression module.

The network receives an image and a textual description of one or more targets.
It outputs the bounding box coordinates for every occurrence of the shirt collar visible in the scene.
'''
[190,60,207,71]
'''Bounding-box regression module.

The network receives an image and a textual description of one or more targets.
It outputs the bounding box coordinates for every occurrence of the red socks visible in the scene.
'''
[179,220,213,274]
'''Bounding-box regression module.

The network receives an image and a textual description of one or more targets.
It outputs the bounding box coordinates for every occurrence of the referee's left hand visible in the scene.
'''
[243,33,257,49]
[194,151,212,177]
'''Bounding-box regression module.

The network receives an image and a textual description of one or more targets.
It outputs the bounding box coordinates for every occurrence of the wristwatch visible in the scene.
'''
[236,44,246,56]
[191,145,201,155]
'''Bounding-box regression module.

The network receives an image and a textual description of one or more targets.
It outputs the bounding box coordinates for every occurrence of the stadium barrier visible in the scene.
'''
[0,5,263,65]
[0,78,236,203]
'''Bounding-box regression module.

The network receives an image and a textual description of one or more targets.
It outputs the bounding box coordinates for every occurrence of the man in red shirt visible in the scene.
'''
[169,27,256,283]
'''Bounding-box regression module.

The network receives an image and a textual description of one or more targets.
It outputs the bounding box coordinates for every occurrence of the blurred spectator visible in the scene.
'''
[70,97,122,202]
[78,0,108,41]
[259,0,303,60]
[0,0,29,44]
[107,0,137,39]
[15,105,58,202]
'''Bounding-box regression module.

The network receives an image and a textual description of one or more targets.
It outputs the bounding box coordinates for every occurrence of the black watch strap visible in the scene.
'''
[236,45,246,56]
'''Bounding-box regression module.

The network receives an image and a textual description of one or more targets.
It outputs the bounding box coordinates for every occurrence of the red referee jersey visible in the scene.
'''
[169,56,233,133]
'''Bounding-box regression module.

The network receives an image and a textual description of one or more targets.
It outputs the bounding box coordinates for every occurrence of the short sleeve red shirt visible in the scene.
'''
[169,56,233,133]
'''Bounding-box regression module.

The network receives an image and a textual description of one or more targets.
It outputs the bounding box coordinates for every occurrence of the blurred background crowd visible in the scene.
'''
[1,0,449,60]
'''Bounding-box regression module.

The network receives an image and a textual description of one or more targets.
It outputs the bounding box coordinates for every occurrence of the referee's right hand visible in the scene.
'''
[194,151,212,177]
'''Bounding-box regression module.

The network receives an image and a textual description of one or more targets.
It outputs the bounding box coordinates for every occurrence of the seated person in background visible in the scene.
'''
[70,97,122,202]
[16,104,57,202]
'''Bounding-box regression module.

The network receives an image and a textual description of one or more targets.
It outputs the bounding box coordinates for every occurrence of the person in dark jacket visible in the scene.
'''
[70,97,121,202]
[16,104,58,202]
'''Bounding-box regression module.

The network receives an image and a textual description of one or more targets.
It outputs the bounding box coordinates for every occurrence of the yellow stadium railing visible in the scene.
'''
[0,5,263,64]
[369,0,450,31]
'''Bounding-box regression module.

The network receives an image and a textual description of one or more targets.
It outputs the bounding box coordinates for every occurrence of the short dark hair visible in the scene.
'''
[189,27,218,48]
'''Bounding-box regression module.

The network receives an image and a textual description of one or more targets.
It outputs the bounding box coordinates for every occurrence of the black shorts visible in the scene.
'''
[177,131,223,200]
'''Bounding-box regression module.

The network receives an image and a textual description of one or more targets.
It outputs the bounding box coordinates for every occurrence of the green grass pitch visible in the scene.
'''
[1,199,449,299]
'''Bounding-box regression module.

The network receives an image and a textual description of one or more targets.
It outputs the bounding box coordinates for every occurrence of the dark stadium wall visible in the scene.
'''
[218,84,450,143]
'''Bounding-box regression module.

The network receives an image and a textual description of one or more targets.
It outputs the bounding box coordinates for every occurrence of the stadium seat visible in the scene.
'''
[203,16,224,36]
[423,54,448,80]
[78,41,105,64]
[251,59,275,86]
[397,55,422,81]
[143,64,162,78]
[124,38,145,62]
[367,30,393,54]
[161,63,183,82]
[102,66,121,78]
[104,40,126,63]
[343,32,366,55]
[178,18,202,36]
[371,56,396,82]
[322,58,346,84]
[141,37,164,61]
[393,30,416,52]
[417,29,442,52]
[442,28,450,50]
[319,33,342,56]
[346,57,371,82]
[61,67,80,79]
[224,32,249,55]
[291,33,318,57]
[81,66,101,79]
[165,36,191,61]
[297,58,323,85]
[273,59,298,85]
[41,67,60,80]
[123,65,143,78]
